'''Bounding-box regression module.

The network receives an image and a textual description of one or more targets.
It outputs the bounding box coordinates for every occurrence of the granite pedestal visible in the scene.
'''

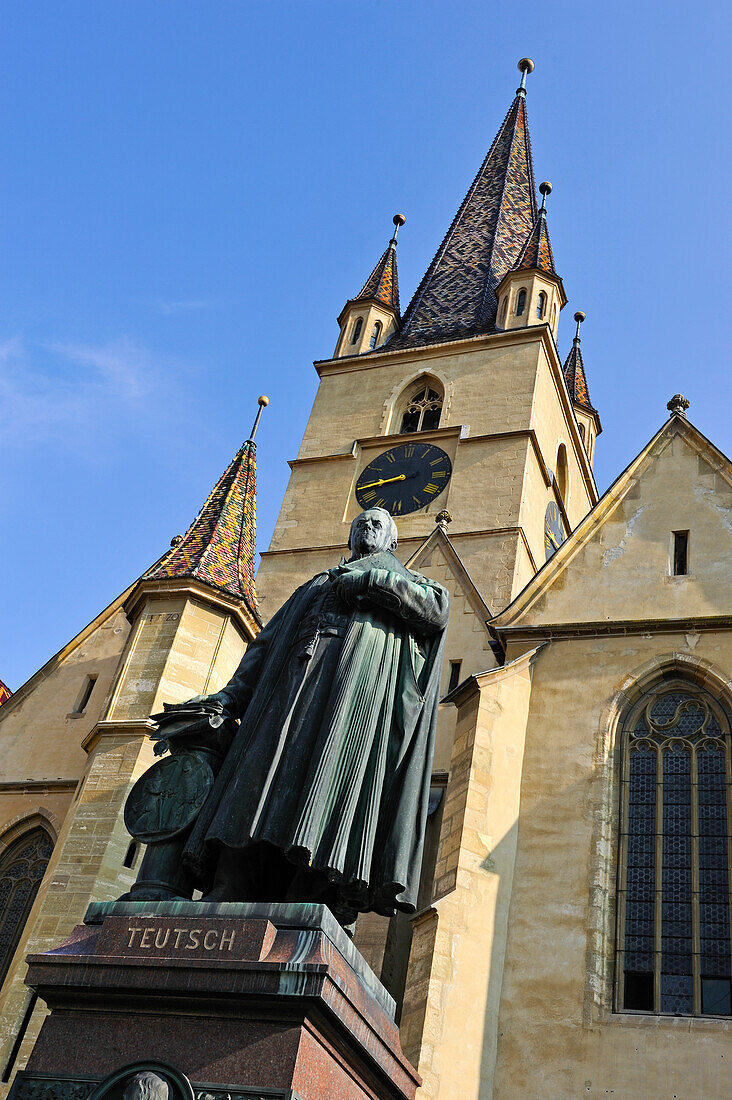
[13,902,420,1100]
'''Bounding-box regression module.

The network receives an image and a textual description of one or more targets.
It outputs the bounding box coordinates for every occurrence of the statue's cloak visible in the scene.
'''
[183,551,448,915]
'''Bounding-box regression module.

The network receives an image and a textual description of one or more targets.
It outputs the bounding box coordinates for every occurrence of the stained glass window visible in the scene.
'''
[618,685,732,1015]
[0,827,54,989]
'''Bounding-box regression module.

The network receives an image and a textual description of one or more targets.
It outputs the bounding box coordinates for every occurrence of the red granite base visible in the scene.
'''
[21,903,420,1100]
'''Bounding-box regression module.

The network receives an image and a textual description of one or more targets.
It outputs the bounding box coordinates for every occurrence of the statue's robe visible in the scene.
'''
[184,550,449,916]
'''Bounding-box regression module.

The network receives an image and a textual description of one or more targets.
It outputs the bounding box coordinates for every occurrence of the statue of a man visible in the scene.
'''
[144,508,449,927]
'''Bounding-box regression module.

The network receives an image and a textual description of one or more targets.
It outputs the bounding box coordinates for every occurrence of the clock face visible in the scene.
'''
[355,442,452,517]
[544,502,566,560]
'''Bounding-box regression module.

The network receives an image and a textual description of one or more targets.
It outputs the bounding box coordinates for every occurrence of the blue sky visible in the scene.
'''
[1,1,729,689]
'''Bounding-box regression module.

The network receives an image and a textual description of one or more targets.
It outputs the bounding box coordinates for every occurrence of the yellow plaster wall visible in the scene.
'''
[522,431,732,628]
[492,634,732,1099]
[0,606,131,792]
[401,653,536,1099]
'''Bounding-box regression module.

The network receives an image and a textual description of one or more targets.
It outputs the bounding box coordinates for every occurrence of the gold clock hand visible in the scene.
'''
[359,474,407,490]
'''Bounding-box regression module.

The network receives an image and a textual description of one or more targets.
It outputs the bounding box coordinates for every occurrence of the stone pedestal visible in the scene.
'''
[13,902,420,1100]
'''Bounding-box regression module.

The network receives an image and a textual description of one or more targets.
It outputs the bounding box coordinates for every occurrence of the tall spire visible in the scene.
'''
[343,214,403,318]
[562,312,595,410]
[144,397,267,622]
[514,181,556,274]
[391,59,538,350]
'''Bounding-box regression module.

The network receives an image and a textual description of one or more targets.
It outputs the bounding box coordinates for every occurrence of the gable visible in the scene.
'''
[496,417,732,632]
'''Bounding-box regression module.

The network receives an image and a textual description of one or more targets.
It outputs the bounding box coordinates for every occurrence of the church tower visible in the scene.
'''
[257,59,600,642]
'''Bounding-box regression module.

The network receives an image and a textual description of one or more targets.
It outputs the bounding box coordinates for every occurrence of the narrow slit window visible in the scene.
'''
[536,292,546,319]
[370,322,382,350]
[448,660,462,693]
[673,531,689,575]
[351,317,363,345]
[516,289,527,317]
[123,840,138,869]
[75,675,97,714]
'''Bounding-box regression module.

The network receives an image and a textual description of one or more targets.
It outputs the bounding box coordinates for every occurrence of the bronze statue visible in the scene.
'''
[123,508,448,927]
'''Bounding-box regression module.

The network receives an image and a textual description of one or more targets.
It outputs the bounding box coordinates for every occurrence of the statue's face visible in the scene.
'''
[350,509,393,557]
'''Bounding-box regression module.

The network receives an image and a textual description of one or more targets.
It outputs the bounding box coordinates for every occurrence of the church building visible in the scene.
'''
[0,59,730,1098]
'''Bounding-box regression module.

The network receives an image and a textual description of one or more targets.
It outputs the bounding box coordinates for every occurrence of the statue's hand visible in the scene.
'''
[335,569,371,607]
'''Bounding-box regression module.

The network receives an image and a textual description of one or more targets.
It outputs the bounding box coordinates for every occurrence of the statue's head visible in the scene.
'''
[348,508,398,558]
[122,1072,169,1100]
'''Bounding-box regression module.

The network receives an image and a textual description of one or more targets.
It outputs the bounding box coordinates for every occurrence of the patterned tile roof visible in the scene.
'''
[0,679,11,707]
[389,92,537,349]
[354,240,400,314]
[563,338,595,412]
[514,208,556,274]
[145,439,260,622]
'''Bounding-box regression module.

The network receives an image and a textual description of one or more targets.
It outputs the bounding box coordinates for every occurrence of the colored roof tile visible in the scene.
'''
[145,439,260,622]
[354,240,400,314]
[390,93,537,349]
[563,338,595,412]
[514,208,556,274]
[0,679,11,707]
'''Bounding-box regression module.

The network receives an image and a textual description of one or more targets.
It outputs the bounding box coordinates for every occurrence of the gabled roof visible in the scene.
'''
[0,679,12,707]
[406,523,494,628]
[145,438,260,623]
[389,88,537,351]
[491,410,732,637]
[514,208,556,275]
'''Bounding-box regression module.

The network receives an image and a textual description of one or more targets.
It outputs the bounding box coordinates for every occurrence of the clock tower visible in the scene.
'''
[257,59,600,686]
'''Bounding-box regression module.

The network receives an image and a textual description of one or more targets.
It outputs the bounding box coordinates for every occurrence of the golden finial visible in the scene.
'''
[539,181,552,212]
[573,310,585,342]
[249,395,270,441]
[435,509,453,531]
[517,58,535,95]
[390,213,406,246]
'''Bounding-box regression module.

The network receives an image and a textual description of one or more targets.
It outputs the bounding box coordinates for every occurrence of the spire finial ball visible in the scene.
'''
[574,311,586,324]
[393,214,406,228]
[539,181,552,197]
[518,58,535,74]
[258,395,269,407]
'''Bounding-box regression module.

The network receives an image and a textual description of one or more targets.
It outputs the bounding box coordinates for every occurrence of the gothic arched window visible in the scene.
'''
[498,296,508,326]
[617,683,732,1016]
[398,378,444,434]
[370,322,382,350]
[536,292,546,319]
[0,827,54,988]
[516,289,527,317]
[351,317,363,345]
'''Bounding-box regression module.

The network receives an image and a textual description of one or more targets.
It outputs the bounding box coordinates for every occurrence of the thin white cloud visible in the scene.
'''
[0,336,162,445]
[154,299,212,315]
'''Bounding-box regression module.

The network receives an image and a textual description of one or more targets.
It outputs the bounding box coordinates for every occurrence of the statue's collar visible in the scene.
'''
[339,550,410,576]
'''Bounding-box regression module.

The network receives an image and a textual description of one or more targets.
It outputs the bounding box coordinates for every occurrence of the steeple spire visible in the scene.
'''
[562,313,601,461]
[349,214,403,316]
[390,59,538,350]
[144,397,267,622]
[513,180,556,274]
[334,216,404,357]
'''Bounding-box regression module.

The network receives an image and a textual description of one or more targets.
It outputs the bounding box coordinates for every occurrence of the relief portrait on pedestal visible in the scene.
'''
[124,507,449,928]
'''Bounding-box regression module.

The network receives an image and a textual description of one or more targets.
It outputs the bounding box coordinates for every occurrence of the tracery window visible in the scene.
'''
[617,683,732,1016]
[399,379,443,434]
[0,827,54,988]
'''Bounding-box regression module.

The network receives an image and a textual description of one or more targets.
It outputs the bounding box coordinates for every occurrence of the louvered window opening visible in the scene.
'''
[0,828,54,988]
[400,385,443,434]
[618,686,732,1016]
